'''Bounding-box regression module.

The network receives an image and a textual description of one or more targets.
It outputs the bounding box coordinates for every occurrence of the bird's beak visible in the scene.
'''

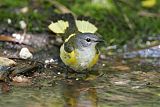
[95,38,106,46]
[95,38,104,43]
[94,33,104,43]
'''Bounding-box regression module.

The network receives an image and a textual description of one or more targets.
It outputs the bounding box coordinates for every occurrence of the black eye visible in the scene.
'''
[86,38,91,42]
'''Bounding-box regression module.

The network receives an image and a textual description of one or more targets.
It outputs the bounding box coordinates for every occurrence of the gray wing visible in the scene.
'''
[64,36,75,53]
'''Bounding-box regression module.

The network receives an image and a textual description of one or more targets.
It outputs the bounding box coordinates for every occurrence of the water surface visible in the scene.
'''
[0,57,159,107]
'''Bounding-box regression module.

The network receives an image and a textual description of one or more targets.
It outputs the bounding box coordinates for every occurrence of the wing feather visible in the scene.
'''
[48,20,69,34]
[75,20,97,33]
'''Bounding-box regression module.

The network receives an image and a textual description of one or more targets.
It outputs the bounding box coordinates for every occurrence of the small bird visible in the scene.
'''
[48,14,102,71]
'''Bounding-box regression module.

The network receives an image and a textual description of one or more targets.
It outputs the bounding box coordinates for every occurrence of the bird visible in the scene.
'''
[48,13,103,71]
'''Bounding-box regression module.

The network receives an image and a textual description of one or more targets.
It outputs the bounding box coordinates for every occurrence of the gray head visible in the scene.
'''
[75,33,102,49]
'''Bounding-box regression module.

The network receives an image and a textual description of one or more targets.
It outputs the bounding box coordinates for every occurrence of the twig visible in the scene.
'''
[113,0,134,31]
[138,11,160,18]
[47,0,75,15]
[0,35,27,45]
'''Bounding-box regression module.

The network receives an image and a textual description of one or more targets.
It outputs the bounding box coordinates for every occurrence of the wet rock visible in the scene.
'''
[0,57,16,80]
[124,45,160,58]
[12,76,30,83]
[0,57,16,66]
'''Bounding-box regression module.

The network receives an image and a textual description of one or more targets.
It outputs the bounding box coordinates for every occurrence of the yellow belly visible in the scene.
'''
[60,44,99,71]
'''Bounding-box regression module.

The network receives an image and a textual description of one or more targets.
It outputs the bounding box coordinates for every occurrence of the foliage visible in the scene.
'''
[57,0,160,48]
[0,0,160,48]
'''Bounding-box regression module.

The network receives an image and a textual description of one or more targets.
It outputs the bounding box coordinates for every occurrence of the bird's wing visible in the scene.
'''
[63,35,75,53]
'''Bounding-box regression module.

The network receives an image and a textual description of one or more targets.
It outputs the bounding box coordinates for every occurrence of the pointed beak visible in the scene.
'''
[95,39,104,43]
[94,37,106,46]
[93,33,104,43]
[95,38,104,43]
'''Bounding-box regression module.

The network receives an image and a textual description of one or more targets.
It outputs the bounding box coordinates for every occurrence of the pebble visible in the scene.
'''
[102,64,106,66]
[100,54,106,59]
[19,20,27,29]
[12,33,22,40]
[19,48,33,59]
[50,59,54,63]
[45,59,58,64]
[45,60,50,64]
[20,6,28,13]
[7,18,12,24]
[12,76,30,83]
[56,37,63,43]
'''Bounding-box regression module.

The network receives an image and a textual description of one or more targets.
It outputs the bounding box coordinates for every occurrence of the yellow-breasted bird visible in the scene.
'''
[48,14,102,71]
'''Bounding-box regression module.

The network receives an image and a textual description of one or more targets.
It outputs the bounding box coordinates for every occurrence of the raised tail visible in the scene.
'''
[48,13,98,38]
[48,13,77,38]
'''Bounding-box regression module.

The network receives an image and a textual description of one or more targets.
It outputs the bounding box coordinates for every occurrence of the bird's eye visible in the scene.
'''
[86,38,91,42]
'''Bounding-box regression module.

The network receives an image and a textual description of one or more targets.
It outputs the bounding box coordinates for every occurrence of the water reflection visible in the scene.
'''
[0,82,10,94]
[62,80,97,107]
[0,57,159,107]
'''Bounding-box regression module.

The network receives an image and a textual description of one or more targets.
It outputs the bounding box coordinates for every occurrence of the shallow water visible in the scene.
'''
[0,57,160,107]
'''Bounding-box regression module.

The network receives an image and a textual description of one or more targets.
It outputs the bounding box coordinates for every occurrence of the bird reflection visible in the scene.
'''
[62,80,97,107]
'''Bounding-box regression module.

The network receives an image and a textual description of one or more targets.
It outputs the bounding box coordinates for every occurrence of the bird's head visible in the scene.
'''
[75,33,103,49]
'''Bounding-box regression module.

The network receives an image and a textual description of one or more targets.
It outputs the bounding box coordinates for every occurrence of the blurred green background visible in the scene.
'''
[0,0,160,49]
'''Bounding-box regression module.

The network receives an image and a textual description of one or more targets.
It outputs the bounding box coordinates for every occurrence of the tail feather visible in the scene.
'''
[76,15,97,33]
[48,13,77,35]
[76,20,97,33]
[48,20,69,34]
[48,13,98,37]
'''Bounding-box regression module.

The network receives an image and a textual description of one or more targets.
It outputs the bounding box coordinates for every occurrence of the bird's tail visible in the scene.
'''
[48,13,98,37]
[48,13,76,33]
